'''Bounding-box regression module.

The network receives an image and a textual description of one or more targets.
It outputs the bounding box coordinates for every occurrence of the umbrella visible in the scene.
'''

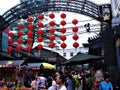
[41,62,56,70]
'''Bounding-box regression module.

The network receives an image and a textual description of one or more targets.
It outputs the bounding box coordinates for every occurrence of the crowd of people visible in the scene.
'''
[0,66,114,90]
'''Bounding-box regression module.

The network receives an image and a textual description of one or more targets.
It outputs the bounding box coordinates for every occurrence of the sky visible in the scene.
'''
[0,0,110,49]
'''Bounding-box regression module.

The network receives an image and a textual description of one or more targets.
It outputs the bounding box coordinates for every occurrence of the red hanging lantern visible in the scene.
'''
[8,39,13,44]
[38,14,44,20]
[37,44,43,50]
[49,13,55,19]
[60,20,66,26]
[18,24,24,29]
[17,31,23,37]
[60,28,66,34]
[27,17,33,22]
[49,21,55,26]
[72,27,78,32]
[38,29,44,35]
[27,24,33,30]
[72,19,78,25]
[27,46,32,52]
[60,13,66,19]
[49,35,55,41]
[49,43,55,48]
[7,46,13,52]
[61,42,67,49]
[37,22,44,28]
[17,39,23,44]
[73,42,79,48]
[27,31,33,37]
[60,35,66,41]
[73,34,79,40]
[37,37,43,42]
[16,45,22,52]
[27,38,33,44]
[49,28,55,34]
[8,32,14,37]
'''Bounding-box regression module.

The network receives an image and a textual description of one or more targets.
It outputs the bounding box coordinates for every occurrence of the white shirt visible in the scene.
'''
[59,85,67,90]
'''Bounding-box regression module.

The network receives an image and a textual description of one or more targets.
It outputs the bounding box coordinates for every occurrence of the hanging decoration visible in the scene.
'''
[72,19,79,49]
[60,13,67,50]
[49,13,55,49]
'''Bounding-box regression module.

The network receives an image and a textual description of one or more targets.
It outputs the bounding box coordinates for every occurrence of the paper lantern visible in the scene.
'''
[72,27,78,32]
[49,28,55,34]
[38,29,44,35]
[7,46,13,52]
[61,43,67,49]
[49,21,55,26]
[60,28,66,33]
[49,35,55,41]
[27,46,32,51]
[49,43,55,48]
[8,32,14,37]
[73,34,79,40]
[27,31,33,37]
[8,39,13,44]
[60,20,66,26]
[37,44,43,50]
[38,14,44,20]
[27,38,33,44]
[17,31,23,37]
[60,13,66,19]
[17,39,23,44]
[27,24,33,30]
[27,17,33,22]
[49,13,55,19]
[18,24,24,29]
[37,37,43,42]
[38,22,44,28]
[60,35,66,41]
[73,42,79,48]
[72,19,78,25]
[16,45,22,51]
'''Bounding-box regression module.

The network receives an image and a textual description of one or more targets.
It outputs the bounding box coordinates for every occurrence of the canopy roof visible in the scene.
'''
[41,62,56,70]
[63,53,102,65]
[28,63,41,68]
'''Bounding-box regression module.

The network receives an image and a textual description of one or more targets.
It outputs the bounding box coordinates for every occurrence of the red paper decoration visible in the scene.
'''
[49,35,55,41]
[38,30,44,35]
[8,32,14,37]
[38,22,44,28]
[16,45,22,51]
[27,38,33,44]
[38,14,44,20]
[27,24,33,30]
[49,13,55,19]
[17,39,23,44]
[60,28,66,34]
[8,39,13,44]
[60,13,66,19]
[61,43,67,49]
[72,19,78,25]
[37,37,43,42]
[27,17,33,22]
[60,35,66,41]
[27,46,32,51]
[73,34,79,40]
[49,43,55,48]
[49,28,55,34]
[17,31,23,37]
[72,27,78,32]
[7,46,13,52]
[37,44,43,50]
[73,42,79,48]
[27,31,33,37]
[49,21,55,26]
[18,24,24,29]
[60,20,66,26]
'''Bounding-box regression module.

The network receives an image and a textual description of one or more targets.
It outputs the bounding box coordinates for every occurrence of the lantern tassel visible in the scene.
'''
[28,51,31,56]
[38,50,41,55]
[18,52,20,57]
[9,52,11,57]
